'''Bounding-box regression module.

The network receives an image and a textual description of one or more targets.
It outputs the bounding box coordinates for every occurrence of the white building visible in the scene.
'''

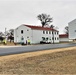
[59,34,69,42]
[68,19,76,40]
[14,24,59,44]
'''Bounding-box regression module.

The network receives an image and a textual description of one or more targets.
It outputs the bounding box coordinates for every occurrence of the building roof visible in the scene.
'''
[23,24,58,32]
[59,34,68,38]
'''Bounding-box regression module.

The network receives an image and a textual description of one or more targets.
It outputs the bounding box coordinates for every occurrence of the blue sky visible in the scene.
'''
[0,0,76,34]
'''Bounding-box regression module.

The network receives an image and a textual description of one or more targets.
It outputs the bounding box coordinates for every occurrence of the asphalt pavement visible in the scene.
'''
[0,43,76,56]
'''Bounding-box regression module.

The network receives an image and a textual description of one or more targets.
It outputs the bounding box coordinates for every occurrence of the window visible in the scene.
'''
[27,29,29,31]
[21,30,23,34]
[49,31,51,34]
[43,31,45,34]
[46,37,48,41]
[42,37,45,40]
[57,32,59,35]
[50,38,51,40]
[75,30,76,32]
[57,37,59,40]
[27,36,29,38]
[21,36,24,40]
[52,31,53,34]
[55,37,56,40]
[55,32,56,35]
[52,37,54,40]
[46,31,48,34]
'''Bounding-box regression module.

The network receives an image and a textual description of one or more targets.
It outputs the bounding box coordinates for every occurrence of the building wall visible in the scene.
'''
[53,31,59,43]
[32,30,59,44]
[32,29,42,44]
[59,38,69,42]
[69,19,76,40]
[14,25,32,44]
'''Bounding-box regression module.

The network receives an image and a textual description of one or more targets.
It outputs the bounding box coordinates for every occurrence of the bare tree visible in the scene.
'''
[8,29,14,42]
[37,13,53,27]
[0,32,4,42]
[0,32,4,36]
[9,29,14,36]
[50,25,54,29]
[4,29,14,42]
[64,26,69,34]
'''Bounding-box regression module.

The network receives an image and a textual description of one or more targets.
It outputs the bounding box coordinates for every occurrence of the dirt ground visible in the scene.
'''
[0,47,76,75]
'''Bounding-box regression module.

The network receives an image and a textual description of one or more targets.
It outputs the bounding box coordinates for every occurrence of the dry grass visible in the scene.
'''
[0,47,76,75]
[0,41,21,46]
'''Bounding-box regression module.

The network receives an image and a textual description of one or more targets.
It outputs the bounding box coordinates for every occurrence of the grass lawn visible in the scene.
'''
[0,47,76,75]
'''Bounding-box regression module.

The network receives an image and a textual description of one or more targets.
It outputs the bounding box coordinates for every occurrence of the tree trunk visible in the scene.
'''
[41,22,45,27]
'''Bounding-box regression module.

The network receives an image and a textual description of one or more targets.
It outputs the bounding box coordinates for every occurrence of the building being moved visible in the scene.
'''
[14,24,59,44]
[68,19,76,41]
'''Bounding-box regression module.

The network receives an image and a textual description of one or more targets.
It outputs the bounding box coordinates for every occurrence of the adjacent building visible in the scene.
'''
[68,19,76,41]
[59,34,69,42]
[14,24,59,44]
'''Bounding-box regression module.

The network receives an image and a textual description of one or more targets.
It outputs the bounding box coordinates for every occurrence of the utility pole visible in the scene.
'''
[5,27,7,38]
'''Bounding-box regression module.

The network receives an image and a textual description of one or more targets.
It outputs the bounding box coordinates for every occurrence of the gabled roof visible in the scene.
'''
[23,24,58,32]
[59,34,68,38]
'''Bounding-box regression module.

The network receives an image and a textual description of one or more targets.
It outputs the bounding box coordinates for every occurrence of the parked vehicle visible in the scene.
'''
[40,37,51,44]
[40,40,51,44]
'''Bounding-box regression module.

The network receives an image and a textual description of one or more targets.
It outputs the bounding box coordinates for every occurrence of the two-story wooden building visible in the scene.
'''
[14,24,59,44]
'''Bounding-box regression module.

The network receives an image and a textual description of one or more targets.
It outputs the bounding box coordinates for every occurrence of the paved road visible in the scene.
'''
[0,43,76,56]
